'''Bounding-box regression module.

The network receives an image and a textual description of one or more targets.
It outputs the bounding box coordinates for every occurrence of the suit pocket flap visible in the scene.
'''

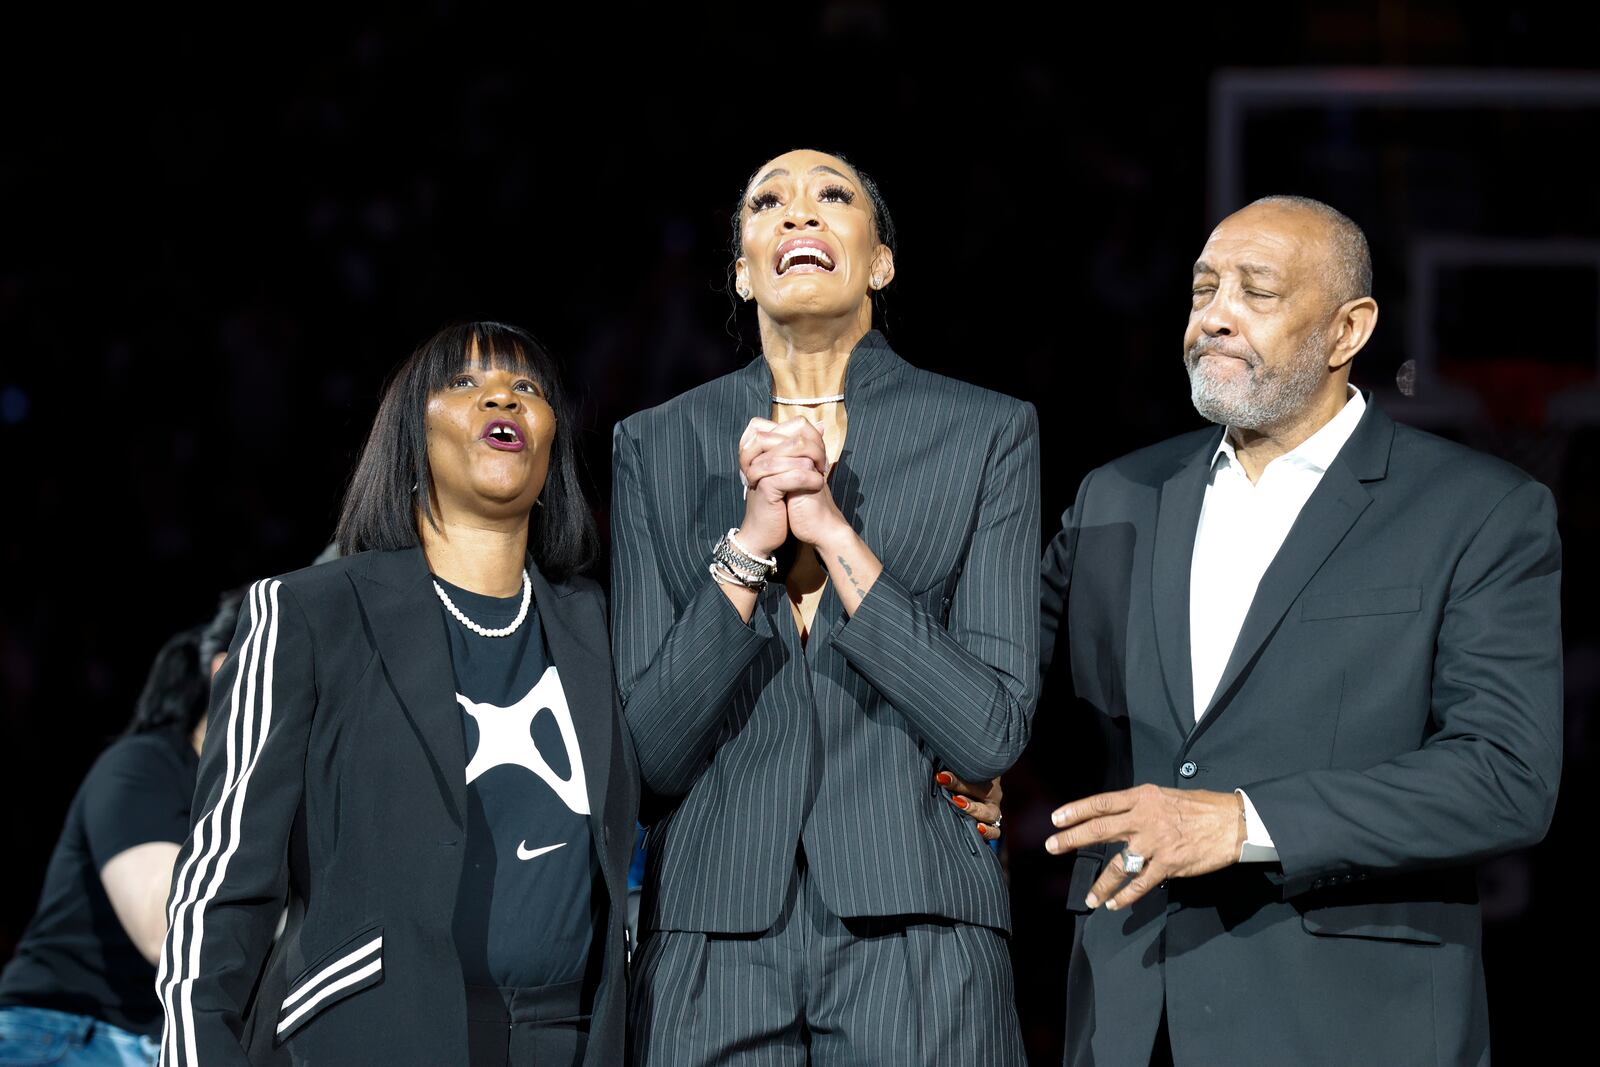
[1300,900,1442,944]
[1063,852,1105,914]
[1300,586,1421,621]
[276,924,384,1042]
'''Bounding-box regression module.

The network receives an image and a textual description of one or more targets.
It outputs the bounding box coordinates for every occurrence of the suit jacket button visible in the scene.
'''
[1178,761,1198,779]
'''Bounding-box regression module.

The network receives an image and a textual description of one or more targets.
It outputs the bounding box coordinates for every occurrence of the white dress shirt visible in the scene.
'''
[1188,388,1366,860]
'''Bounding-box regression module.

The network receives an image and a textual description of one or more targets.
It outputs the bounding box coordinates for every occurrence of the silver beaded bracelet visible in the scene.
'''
[726,528,776,565]
[709,560,765,591]
[710,528,776,589]
[712,542,763,583]
[721,528,776,575]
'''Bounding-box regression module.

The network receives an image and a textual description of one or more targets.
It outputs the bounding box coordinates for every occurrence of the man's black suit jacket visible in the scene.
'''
[1040,399,1562,1066]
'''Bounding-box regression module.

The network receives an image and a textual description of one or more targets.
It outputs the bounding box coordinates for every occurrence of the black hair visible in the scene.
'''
[335,322,599,581]
[729,149,898,327]
[123,626,209,739]
[199,585,250,673]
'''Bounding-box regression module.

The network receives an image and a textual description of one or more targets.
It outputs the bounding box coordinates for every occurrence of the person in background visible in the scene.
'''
[0,589,244,1067]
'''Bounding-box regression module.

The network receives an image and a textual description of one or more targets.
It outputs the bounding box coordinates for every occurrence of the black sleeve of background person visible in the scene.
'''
[1039,470,1091,682]
[80,735,195,871]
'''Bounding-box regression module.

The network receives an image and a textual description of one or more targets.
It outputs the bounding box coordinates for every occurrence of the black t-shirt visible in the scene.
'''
[0,731,198,1036]
[437,576,601,991]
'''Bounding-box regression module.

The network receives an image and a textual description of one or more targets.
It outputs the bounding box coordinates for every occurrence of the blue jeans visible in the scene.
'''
[0,1007,158,1067]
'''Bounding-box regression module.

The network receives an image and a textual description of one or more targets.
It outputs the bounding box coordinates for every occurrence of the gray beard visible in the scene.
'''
[1186,328,1327,432]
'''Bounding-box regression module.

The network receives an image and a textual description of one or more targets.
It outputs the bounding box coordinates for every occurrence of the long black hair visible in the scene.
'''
[334,321,599,581]
[122,626,209,739]
[123,586,246,740]
[729,149,898,327]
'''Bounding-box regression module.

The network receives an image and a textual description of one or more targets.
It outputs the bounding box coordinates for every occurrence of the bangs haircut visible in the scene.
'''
[335,321,600,581]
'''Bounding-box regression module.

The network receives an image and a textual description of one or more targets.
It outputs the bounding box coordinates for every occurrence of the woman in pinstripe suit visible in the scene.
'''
[615,149,1038,1066]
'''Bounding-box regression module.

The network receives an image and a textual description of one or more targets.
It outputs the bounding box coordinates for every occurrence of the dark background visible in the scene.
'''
[3,5,1595,1061]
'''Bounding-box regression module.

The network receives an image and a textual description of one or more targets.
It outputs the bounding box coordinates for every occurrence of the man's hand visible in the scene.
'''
[936,771,1004,841]
[1044,785,1246,910]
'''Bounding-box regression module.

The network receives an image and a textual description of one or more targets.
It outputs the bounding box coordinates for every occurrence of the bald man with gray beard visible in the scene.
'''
[1037,197,1561,1066]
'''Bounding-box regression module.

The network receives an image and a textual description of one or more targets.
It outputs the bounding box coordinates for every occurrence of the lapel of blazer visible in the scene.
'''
[1150,429,1223,738]
[740,331,907,656]
[350,547,468,827]
[1185,397,1394,748]
[530,567,614,838]
[812,331,905,655]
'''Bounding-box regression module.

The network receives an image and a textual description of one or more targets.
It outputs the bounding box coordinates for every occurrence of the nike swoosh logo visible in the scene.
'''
[517,840,566,861]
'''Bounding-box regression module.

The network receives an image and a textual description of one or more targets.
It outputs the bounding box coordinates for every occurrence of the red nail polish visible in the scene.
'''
[935,772,953,786]
[952,796,969,809]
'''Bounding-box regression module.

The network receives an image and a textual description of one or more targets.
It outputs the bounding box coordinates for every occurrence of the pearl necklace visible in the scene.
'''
[433,571,532,638]
[771,392,844,406]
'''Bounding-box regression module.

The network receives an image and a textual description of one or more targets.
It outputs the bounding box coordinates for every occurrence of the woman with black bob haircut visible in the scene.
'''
[336,321,599,576]
[157,322,637,1067]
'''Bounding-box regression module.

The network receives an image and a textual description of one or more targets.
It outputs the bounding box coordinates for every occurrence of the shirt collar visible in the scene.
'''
[737,328,905,402]
[1212,387,1367,475]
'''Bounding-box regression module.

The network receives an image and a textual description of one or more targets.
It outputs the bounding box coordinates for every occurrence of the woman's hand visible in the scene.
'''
[748,418,884,610]
[737,417,811,557]
[768,419,850,550]
[937,771,1005,841]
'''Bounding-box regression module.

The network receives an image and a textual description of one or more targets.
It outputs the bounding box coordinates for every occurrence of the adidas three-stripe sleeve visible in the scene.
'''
[156,579,317,1067]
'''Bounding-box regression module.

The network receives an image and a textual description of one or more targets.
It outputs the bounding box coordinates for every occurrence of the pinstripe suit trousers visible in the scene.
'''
[629,851,1024,1067]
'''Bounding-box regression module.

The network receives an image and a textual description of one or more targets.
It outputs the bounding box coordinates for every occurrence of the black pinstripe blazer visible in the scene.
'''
[155,549,638,1067]
[610,330,1040,936]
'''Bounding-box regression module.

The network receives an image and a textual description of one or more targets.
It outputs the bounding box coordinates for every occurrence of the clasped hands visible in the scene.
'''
[735,417,1002,835]
[736,416,849,557]
[1044,784,1247,911]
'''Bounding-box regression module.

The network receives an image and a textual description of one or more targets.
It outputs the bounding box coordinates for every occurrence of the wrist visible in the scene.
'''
[813,520,859,557]
[731,526,781,560]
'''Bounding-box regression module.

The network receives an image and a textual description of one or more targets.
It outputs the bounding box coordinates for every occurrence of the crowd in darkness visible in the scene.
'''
[3,6,1598,1060]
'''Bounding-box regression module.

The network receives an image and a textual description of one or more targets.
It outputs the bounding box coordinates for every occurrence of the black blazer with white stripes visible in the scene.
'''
[611,330,1040,935]
[155,548,638,1067]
